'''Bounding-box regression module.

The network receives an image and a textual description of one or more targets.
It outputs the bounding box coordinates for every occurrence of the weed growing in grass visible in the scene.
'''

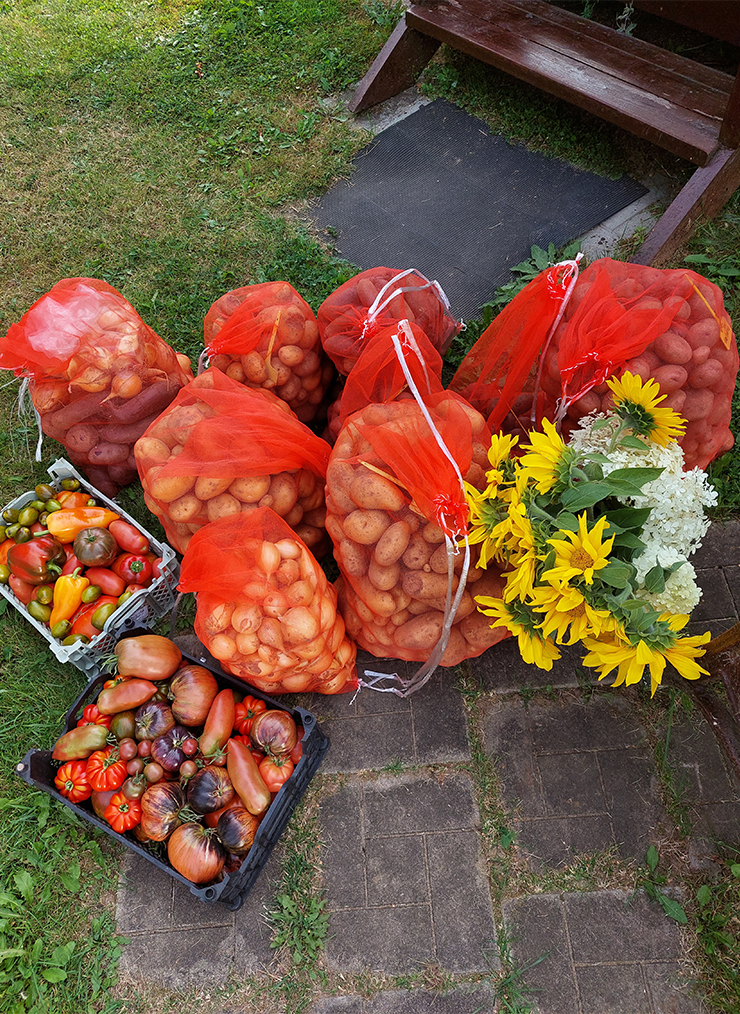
[634,845,688,924]
[492,925,545,1014]
[692,855,740,1011]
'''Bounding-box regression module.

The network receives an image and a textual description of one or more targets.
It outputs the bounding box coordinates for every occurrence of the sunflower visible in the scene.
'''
[518,418,578,494]
[486,432,519,487]
[581,615,710,696]
[541,513,614,586]
[476,595,561,670]
[607,371,686,446]
[464,482,509,570]
[529,583,612,644]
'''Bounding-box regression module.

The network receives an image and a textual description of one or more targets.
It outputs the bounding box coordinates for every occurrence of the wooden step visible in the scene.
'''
[406,0,735,165]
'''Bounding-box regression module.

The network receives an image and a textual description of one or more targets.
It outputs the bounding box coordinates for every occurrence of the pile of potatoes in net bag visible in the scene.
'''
[134,369,330,556]
[203,281,334,424]
[178,508,356,695]
[326,394,509,667]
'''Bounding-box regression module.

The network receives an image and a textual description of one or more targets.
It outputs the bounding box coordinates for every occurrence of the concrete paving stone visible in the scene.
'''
[528,694,646,753]
[685,616,736,639]
[426,829,499,973]
[230,854,280,975]
[118,924,236,990]
[116,852,176,934]
[480,699,546,816]
[516,814,616,868]
[410,670,471,764]
[688,799,740,849]
[362,984,497,1013]
[362,772,480,836]
[365,833,428,907]
[319,710,418,773]
[722,562,740,615]
[690,522,740,569]
[563,890,684,964]
[309,997,364,1014]
[320,781,366,910]
[324,904,435,974]
[502,894,580,1014]
[665,715,739,804]
[538,751,607,816]
[691,569,736,623]
[575,962,651,1014]
[471,638,595,693]
[599,750,666,859]
[643,961,710,1014]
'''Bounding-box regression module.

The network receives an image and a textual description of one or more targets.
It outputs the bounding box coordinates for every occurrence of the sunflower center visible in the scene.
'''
[570,548,595,571]
[567,601,587,620]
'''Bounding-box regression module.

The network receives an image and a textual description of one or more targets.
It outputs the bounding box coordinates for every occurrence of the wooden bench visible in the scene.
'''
[349,0,740,266]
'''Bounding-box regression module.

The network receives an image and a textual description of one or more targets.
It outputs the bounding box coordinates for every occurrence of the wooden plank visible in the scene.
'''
[719,66,740,148]
[407,3,722,163]
[451,0,735,102]
[348,18,441,114]
[634,1,740,48]
[631,145,740,266]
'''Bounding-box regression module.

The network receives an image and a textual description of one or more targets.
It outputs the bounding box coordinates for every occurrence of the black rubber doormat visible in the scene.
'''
[309,99,648,320]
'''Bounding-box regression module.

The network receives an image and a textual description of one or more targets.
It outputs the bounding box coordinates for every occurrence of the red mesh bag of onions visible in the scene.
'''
[325,322,508,696]
[134,368,330,556]
[317,267,461,376]
[202,281,334,424]
[540,259,737,469]
[178,507,357,695]
[0,278,192,496]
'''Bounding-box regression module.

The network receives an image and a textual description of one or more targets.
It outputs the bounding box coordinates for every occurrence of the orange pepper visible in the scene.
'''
[50,568,90,627]
[57,490,96,508]
[46,507,120,543]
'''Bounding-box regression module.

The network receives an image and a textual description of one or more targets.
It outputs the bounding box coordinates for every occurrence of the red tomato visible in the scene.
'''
[233,696,267,737]
[258,754,294,793]
[70,595,118,639]
[104,792,142,833]
[86,748,128,792]
[83,567,126,597]
[76,704,112,730]
[0,538,15,566]
[145,553,163,579]
[109,520,149,555]
[111,553,153,586]
[55,760,92,803]
[9,574,36,604]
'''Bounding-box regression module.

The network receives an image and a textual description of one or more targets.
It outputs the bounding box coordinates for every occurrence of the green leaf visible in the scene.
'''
[618,435,650,449]
[658,895,687,924]
[554,512,579,532]
[581,451,612,463]
[49,942,75,967]
[607,466,664,486]
[0,949,24,961]
[613,533,646,551]
[499,827,517,848]
[606,507,651,530]
[646,844,660,873]
[561,482,614,512]
[605,478,654,498]
[41,968,67,983]
[13,872,34,905]
[598,561,633,589]
[696,884,712,906]
[644,565,666,594]
[59,864,81,894]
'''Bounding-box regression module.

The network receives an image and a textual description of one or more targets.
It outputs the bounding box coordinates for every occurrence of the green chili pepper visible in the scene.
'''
[28,600,52,624]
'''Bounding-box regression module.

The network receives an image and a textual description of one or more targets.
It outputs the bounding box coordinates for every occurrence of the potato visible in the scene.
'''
[148,468,195,502]
[394,612,445,650]
[355,578,397,617]
[422,522,445,544]
[654,331,692,365]
[349,469,407,512]
[439,629,468,667]
[168,492,203,523]
[368,558,401,591]
[688,359,723,389]
[206,492,242,521]
[195,475,233,500]
[652,364,688,395]
[283,503,304,527]
[135,436,171,465]
[242,350,268,384]
[262,472,298,516]
[682,388,714,421]
[225,360,246,384]
[402,570,458,600]
[460,609,503,650]
[338,539,369,577]
[402,532,435,570]
[374,520,412,566]
[230,474,271,503]
[686,318,720,349]
[343,509,392,545]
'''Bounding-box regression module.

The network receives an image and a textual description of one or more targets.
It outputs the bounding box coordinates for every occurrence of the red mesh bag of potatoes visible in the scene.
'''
[202,281,333,423]
[317,267,461,376]
[449,258,580,438]
[0,278,192,496]
[326,328,508,689]
[178,507,357,695]
[540,259,738,468]
[134,368,330,556]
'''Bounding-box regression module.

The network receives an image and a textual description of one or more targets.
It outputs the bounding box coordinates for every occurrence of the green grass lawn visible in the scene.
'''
[0,2,739,1013]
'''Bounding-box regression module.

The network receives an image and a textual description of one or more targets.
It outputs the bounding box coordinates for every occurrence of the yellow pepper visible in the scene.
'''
[46,507,120,544]
[50,568,90,628]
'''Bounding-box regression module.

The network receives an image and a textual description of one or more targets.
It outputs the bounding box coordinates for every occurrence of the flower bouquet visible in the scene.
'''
[468,372,717,696]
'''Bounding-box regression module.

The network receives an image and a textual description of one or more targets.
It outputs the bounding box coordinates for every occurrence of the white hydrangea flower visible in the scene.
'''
[632,544,702,615]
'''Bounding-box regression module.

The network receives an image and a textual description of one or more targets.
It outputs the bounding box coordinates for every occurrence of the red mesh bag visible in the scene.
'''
[325,325,509,690]
[540,260,738,469]
[449,259,580,438]
[202,281,334,423]
[134,368,330,555]
[0,278,192,496]
[178,507,357,695]
[317,267,461,375]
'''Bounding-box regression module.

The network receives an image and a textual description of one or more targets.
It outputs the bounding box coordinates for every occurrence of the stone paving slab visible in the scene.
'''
[319,771,498,976]
[309,984,497,1014]
[503,890,706,1014]
[481,694,668,866]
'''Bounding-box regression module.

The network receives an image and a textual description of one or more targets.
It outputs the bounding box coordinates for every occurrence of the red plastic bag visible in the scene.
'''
[541,260,737,469]
[325,324,509,688]
[202,281,333,423]
[0,278,192,496]
[317,267,460,375]
[449,258,580,437]
[135,368,330,555]
[178,508,357,695]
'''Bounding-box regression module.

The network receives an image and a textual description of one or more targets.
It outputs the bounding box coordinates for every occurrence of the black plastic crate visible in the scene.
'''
[16,644,330,910]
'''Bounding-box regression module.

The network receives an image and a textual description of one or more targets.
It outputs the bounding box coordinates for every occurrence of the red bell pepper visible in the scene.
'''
[7,534,66,585]
[111,553,153,586]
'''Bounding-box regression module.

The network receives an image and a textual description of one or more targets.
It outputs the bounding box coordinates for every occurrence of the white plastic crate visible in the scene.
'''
[0,458,179,675]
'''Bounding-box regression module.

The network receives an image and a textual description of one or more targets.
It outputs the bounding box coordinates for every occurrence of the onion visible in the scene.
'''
[111,372,143,399]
